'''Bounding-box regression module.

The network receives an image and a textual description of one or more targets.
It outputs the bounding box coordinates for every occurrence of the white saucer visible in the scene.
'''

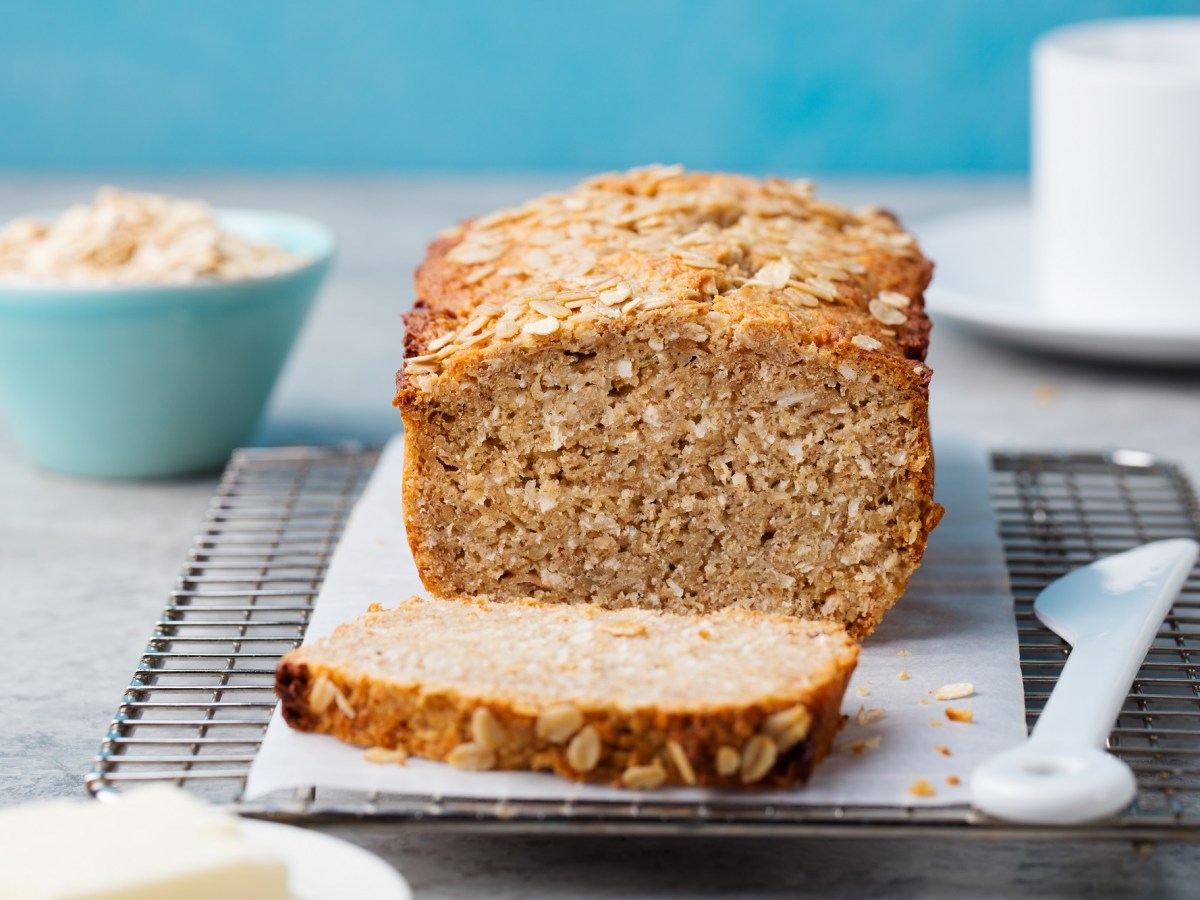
[241,819,411,900]
[919,204,1200,366]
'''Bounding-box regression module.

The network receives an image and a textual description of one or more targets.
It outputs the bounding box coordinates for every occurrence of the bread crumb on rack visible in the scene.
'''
[935,682,976,701]
[839,734,883,755]
[362,747,408,765]
[855,706,887,726]
[909,778,936,797]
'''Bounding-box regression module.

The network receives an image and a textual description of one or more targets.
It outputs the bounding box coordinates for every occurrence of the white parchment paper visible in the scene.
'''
[246,435,1025,807]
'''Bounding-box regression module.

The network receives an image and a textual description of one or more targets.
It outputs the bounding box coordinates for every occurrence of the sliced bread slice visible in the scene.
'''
[276,596,859,789]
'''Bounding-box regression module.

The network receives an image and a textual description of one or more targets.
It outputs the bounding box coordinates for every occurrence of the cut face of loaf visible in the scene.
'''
[395,167,943,638]
[276,597,860,788]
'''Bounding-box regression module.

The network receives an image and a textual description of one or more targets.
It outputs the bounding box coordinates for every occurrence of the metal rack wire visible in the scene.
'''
[87,446,1200,841]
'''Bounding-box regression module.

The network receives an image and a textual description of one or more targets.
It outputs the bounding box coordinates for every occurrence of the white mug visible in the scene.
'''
[1033,18,1200,326]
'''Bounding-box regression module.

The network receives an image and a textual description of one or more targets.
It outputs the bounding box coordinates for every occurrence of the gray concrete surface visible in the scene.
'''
[1,177,1198,897]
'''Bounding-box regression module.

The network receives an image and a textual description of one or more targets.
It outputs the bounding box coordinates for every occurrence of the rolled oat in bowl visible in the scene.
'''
[0,187,305,286]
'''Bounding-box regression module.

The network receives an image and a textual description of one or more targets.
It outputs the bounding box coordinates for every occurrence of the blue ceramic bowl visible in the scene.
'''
[0,210,334,478]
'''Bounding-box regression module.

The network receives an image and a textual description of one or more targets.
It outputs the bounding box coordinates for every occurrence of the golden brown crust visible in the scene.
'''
[394,166,933,406]
[276,597,859,789]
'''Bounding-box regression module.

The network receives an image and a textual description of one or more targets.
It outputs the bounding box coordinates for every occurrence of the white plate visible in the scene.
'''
[919,204,1200,366]
[241,819,411,900]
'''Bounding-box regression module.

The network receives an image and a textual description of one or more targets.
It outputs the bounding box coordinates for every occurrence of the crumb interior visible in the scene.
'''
[406,321,933,634]
[307,600,849,708]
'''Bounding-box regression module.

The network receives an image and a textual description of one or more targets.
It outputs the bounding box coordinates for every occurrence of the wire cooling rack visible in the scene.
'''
[86,446,1200,842]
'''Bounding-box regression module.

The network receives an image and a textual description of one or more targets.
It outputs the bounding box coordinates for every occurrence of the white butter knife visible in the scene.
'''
[971,538,1198,824]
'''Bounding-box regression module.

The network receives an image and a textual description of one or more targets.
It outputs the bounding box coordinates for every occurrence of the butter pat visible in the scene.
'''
[0,786,288,900]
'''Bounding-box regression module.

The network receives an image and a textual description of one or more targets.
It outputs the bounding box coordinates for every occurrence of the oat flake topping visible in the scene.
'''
[404,165,923,381]
[0,187,304,286]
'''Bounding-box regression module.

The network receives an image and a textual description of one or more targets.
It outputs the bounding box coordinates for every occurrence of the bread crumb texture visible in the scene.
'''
[395,166,942,638]
[276,596,859,789]
[909,778,937,798]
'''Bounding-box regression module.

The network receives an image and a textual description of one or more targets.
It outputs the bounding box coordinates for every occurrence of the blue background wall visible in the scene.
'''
[2,0,1197,174]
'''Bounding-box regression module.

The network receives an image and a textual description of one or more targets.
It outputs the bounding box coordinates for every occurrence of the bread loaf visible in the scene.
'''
[394,166,942,637]
[276,596,859,788]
